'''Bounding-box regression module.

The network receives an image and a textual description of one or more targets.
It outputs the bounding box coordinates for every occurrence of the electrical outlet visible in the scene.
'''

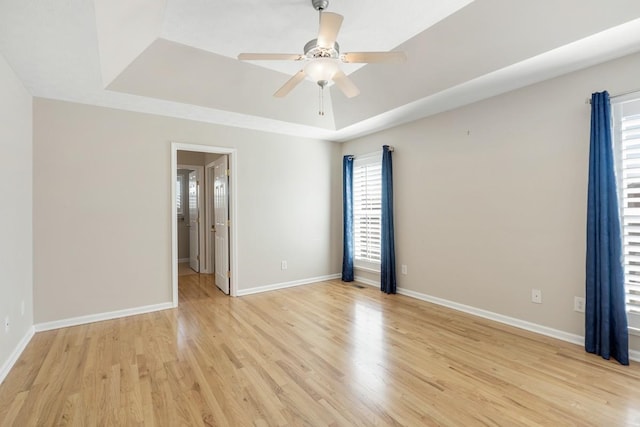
[401,264,407,275]
[4,316,9,333]
[574,296,585,313]
[531,289,542,304]
[281,260,287,270]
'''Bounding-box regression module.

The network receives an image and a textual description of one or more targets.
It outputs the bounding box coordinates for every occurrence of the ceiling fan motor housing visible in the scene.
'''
[312,0,329,11]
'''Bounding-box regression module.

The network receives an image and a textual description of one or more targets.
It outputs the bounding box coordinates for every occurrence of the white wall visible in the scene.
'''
[342,51,640,352]
[0,53,33,380]
[33,100,342,324]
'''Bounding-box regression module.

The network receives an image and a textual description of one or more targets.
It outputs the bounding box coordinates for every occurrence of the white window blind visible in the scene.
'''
[353,155,382,270]
[177,174,184,216]
[613,95,640,331]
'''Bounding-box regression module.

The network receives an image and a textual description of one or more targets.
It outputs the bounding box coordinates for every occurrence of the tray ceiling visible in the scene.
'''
[1,0,640,141]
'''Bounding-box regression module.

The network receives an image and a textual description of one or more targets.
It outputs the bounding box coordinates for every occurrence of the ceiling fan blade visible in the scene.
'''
[332,70,359,98]
[341,51,407,64]
[317,12,343,48]
[274,70,307,97]
[238,53,304,61]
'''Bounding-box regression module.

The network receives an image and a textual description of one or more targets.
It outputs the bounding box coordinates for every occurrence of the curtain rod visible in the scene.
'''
[347,146,395,160]
[585,89,640,104]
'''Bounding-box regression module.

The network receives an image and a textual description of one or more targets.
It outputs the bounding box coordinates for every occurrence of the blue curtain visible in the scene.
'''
[381,145,396,294]
[585,91,629,365]
[342,155,354,282]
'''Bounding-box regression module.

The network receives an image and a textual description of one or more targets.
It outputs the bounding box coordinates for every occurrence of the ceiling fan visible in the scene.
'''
[237,0,407,114]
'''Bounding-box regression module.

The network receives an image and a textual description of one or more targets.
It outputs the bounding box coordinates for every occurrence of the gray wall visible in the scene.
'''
[0,53,33,376]
[177,150,205,166]
[33,100,342,323]
[342,51,640,352]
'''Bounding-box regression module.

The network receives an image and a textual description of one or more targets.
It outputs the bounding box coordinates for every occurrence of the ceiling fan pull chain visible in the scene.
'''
[317,79,328,116]
[318,84,324,116]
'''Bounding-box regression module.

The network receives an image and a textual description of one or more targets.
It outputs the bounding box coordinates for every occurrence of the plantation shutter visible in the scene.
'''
[177,175,184,216]
[353,155,382,267]
[621,112,640,316]
[614,95,640,330]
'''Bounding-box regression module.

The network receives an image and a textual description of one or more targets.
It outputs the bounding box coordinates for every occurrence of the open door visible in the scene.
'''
[188,170,200,272]
[213,155,230,294]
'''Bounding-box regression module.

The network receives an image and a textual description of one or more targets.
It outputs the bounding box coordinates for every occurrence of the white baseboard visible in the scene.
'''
[350,280,640,363]
[0,326,35,385]
[396,287,584,346]
[2,280,638,388]
[34,302,174,332]
[237,274,341,296]
[403,286,640,363]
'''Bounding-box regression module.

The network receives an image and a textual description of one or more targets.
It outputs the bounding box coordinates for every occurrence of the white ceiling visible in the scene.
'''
[1,0,640,142]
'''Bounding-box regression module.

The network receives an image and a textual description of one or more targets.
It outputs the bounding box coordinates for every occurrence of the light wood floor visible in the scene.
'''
[178,262,198,276]
[1,277,640,426]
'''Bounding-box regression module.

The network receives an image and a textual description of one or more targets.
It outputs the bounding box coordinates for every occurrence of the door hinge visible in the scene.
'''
[197,255,200,261]
[227,270,231,278]
[226,220,231,226]
[225,169,230,176]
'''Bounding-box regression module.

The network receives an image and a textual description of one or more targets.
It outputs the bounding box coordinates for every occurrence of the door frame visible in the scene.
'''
[178,164,205,273]
[171,143,238,305]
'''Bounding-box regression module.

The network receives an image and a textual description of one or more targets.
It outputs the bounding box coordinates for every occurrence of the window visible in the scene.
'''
[353,154,382,270]
[613,94,640,332]
[177,174,184,216]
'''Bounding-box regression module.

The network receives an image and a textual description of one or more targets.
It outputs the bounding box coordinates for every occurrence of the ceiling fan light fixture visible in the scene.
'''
[304,57,340,83]
[237,0,406,111]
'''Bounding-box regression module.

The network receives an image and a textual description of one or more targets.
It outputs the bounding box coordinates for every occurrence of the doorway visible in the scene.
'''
[177,164,205,274]
[171,143,238,306]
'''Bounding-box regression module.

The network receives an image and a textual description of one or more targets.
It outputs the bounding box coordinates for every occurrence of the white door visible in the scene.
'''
[213,156,230,294]
[188,170,200,272]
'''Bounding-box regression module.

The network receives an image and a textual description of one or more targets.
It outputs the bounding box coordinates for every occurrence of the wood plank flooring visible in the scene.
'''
[1,275,640,426]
